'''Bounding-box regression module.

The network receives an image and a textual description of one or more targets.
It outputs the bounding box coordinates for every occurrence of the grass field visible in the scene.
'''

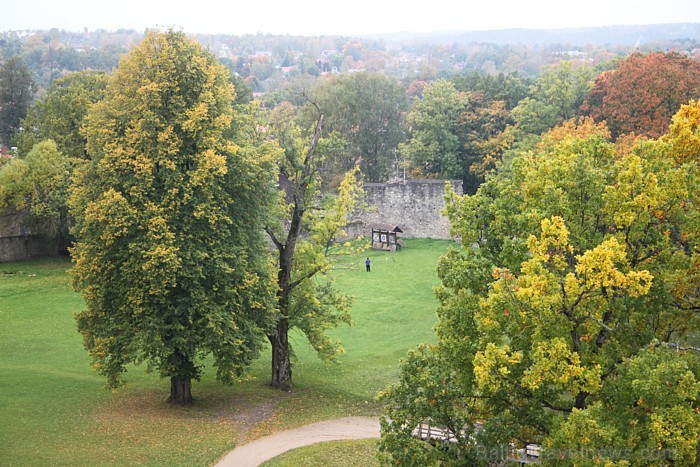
[262,439,380,467]
[0,238,455,465]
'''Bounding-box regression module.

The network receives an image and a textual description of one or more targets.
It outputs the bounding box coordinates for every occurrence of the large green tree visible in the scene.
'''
[452,71,532,111]
[0,56,35,145]
[380,107,700,465]
[0,72,108,254]
[400,78,516,194]
[15,70,108,159]
[308,72,407,182]
[399,79,465,179]
[69,30,276,404]
[512,61,595,137]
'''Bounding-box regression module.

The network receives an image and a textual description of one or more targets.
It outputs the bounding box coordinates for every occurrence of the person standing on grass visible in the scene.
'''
[365,257,371,272]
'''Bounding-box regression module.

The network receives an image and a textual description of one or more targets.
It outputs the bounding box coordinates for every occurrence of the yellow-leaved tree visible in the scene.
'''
[380,108,700,465]
[69,30,278,404]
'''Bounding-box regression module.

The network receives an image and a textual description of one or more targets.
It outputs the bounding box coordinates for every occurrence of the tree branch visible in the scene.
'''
[585,314,614,332]
[303,113,324,172]
[288,264,326,292]
[539,398,573,413]
[265,226,283,253]
[656,341,700,353]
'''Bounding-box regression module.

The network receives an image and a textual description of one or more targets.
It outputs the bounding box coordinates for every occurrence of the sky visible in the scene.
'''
[3,0,699,36]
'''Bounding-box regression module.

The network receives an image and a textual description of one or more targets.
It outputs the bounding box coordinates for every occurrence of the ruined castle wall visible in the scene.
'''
[0,212,53,262]
[1,179,463,261]
[0,236,53,262]
[351,179,462,240]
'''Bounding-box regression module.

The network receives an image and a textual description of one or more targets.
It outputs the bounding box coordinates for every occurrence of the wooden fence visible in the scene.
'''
[412,420,541,465]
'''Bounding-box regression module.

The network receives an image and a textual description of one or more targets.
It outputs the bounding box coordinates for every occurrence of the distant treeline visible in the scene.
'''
[1,24,698,92]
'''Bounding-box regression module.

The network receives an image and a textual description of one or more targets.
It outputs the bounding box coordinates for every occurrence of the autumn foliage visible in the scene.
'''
[583,52,700,139]
[69,31,277,404]
[379,104,700,465]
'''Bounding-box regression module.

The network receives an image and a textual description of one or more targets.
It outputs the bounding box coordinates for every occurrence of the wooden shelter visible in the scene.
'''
[371,224,404,251]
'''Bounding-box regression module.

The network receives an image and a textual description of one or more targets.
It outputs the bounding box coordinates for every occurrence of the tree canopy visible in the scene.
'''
[308,72,407,182]
[583,52,700,139]
[69,30,277,404]
[15,70,108,159]
[400,79,465,180]
[379,105,700,465]
[0,56,35,146]
[400,77,518,194]
[511,61,595,137]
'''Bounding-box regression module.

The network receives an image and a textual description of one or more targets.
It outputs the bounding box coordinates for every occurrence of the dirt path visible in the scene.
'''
[215,416,380,467]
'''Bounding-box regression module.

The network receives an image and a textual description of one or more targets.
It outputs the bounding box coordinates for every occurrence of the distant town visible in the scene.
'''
[2,23,698,94]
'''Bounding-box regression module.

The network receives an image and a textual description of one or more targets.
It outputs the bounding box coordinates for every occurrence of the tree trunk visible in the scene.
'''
[269,318,292,391]
[52,235,66,257]
[168,376,193,405]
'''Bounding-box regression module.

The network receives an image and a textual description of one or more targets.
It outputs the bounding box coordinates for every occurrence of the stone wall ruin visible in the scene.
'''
[348,178,462,241]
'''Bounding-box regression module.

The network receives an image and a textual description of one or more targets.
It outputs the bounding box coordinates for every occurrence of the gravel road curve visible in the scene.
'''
[215,416,380,467]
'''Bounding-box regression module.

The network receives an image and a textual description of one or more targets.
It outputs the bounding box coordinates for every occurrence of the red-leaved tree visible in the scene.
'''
[582,52,700,139]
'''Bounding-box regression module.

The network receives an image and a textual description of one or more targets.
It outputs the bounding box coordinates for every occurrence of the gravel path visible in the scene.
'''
[215,416,380,467]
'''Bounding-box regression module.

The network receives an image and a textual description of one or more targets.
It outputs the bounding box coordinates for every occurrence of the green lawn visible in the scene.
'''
[261,439,380,467]
[0,239,455,465]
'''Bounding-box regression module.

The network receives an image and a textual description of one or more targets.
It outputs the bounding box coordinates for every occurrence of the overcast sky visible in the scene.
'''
[3,0,699,36]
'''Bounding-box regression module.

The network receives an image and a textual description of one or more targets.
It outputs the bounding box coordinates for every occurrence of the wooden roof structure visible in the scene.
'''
[370,224,404,251]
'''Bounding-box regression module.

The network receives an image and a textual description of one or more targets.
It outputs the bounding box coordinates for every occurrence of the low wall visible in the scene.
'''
[0,236,54,262]
[1,178,462,261]
[0,211,57,262]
